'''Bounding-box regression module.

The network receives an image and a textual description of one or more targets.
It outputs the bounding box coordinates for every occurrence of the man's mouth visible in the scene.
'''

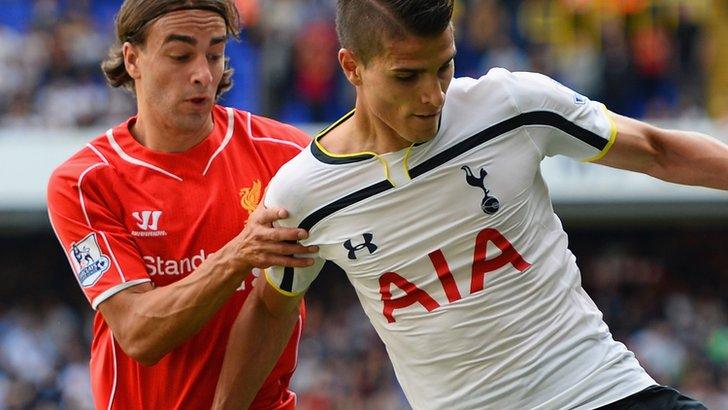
[414,112,440,119]
[187,97,209,105]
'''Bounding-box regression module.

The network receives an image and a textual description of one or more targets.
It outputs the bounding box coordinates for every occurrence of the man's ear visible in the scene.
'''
[339,48,363,87]
[123,42,142,81]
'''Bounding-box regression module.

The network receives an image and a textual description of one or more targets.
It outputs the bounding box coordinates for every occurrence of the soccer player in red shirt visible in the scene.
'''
[46,1,316,408]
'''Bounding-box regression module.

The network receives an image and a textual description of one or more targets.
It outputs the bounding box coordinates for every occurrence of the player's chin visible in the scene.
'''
[405,123,439,143]
[175,105,213,128]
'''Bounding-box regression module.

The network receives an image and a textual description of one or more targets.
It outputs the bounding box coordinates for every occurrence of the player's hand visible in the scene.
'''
[225,205,318,271]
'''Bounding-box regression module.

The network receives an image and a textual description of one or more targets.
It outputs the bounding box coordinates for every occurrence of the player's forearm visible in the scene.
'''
[100,206,315,366]
[602,115,728,190]
[213,278,302,410]
[648,128,728,189]
[110,249,250,366]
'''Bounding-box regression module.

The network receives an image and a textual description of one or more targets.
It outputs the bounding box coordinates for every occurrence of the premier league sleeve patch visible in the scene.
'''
[70,232,111,287]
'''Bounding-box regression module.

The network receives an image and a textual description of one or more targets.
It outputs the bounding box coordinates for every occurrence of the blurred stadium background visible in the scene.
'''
[0,0,727,408]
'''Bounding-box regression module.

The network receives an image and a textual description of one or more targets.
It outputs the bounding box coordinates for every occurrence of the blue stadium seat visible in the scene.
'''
[0,0,32,32]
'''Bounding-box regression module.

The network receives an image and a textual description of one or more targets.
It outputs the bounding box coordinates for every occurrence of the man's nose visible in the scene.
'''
[191,55,213,87]
[421,76,445,108]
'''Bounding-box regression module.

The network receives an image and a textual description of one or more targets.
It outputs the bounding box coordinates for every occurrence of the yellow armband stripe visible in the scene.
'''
[263,268,303,297]
[582,104,618,163]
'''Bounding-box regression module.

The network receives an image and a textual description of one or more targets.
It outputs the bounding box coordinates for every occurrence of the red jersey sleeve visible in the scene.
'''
[277,122,311,149]
[47,150,151,310]
[246,113,311,161]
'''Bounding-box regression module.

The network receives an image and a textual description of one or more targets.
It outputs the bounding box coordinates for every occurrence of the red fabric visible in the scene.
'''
[48,105,310,409]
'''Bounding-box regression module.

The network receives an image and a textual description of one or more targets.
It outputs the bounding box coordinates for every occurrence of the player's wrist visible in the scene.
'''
[203,245,252,284]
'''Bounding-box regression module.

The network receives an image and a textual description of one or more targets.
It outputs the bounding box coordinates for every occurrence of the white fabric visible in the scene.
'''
[266,68,654,409]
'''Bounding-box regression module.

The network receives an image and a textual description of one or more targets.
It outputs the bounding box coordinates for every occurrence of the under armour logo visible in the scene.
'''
[132,210,162,231]
[461,165,500,215]
[344,233,377,260]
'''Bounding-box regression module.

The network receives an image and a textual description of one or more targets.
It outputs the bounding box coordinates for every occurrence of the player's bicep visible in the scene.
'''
[259,276,304,318]
[593,113,660,173]
[97,281,154,326]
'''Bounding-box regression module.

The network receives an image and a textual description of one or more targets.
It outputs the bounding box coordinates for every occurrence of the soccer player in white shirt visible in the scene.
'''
[213,1,728,408]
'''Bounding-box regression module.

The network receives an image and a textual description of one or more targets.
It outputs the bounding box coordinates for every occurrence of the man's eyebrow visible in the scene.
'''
[163,34,196,46]
[392,53,457,73]
[210,36,226,45]
[162,34,227,47]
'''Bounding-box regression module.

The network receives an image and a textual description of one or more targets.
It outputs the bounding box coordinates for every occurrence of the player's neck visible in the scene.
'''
[131,109,213,153]
[321,109,411,156]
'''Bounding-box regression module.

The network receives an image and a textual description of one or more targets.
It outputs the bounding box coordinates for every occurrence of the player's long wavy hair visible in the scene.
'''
[101,0,240,100]
[336,0,454,64]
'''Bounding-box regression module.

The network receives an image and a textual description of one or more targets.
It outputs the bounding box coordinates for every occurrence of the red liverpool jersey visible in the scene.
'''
[47,105,310,409]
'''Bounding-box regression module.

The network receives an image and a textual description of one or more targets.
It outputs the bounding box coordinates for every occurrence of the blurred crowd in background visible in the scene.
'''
[1,0,728,409]
[1,227,727,409]
[0,0,727,129]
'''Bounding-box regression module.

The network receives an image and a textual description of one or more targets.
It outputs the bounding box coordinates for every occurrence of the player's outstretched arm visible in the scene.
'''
[212,276,304,410]
[97,207,317,366]
[595,113,728,190]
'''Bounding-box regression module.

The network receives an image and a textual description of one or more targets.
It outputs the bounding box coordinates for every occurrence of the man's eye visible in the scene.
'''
[395,75,416,82]
[171,55,190,62]
[208,54,223,62]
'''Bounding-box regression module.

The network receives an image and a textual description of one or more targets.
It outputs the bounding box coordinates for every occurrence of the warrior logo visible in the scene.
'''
[132,210,162,231]
[131,210,167,237]
[344,233,378,260]
[461,165,500,215]
[70,232,111,287]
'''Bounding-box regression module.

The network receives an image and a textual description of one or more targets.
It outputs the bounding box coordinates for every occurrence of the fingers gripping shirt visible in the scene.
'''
[262,69,650,409]
[264,251,325,296]
[264,188,326,296]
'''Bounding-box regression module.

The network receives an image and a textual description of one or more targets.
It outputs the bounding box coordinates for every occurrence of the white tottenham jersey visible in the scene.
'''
[265,68,656,409]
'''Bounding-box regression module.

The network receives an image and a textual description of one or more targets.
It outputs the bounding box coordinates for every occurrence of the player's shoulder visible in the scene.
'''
[264,145,319,208]
[443,68,517,112]
[502,69,579,101]
[440,68,524,132]
[263,143,343,230]
[448,67,507,90]
[48,133,115,205]
[51,133,112,182]
[226,106,311,150]
[447,67,552,98]
[447,68,587,115]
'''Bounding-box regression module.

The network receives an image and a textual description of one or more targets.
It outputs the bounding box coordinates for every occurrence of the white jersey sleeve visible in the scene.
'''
[497,69,617,161]
[263,167,326,296]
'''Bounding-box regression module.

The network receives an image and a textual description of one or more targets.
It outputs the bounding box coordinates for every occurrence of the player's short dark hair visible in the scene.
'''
[101,0,240,100]
[336,0,454,64]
